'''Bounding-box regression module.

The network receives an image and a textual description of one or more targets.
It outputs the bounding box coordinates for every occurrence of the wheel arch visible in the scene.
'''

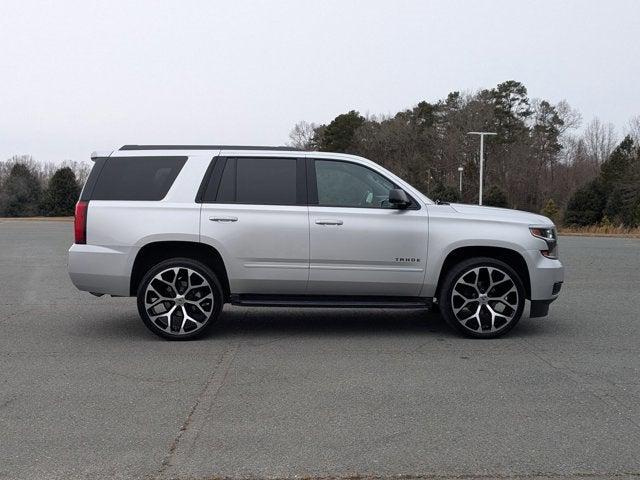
[435,246,531,299]
[130,241,230,300]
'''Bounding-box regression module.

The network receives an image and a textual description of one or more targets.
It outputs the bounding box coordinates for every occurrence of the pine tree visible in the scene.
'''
[564,180,607,226]
[42,167,80,216]
[316,110,365,152]
[484,186,509,208]
[599,136,639,226]
[430,182,460,203]
[490,80,532,143]
[541,199,560,224]
[1,163,42,217]
[600,136,635,186]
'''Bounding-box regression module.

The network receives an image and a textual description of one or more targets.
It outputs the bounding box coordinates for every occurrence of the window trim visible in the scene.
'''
[306,158,421,210]
[195,156,219,203]
[79,157,107,202]
[199,156,307,206]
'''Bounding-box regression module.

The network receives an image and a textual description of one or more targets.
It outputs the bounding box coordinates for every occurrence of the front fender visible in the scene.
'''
[421,215,539,297]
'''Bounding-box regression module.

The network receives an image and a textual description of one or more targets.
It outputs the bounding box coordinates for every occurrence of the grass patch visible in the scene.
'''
[559,225,640,238]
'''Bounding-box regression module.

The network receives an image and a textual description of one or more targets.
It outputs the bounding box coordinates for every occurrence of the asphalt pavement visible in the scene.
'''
[1,220,639,480]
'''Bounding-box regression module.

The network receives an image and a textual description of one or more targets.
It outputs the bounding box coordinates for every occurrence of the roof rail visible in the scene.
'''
[119,144,301,151]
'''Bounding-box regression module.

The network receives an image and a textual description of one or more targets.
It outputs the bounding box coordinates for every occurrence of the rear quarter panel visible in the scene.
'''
[72,155,211,295]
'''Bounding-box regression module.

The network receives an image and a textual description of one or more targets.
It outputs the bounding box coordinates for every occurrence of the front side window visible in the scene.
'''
[314,160,396,208]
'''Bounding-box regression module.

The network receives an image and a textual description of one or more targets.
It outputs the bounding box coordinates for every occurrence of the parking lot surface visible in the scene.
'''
[1,220,639,480]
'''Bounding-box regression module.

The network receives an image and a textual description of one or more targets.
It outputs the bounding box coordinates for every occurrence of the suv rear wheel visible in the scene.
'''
[439,257,525,338]
[137,258,223,340]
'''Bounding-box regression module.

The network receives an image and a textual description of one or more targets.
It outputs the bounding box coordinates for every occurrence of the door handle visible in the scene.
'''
[209,216,238,222]
[315,219,343,225]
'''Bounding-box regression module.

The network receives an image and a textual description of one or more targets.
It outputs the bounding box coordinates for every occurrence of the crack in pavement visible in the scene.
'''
[157,339,242,477]
[0,306,36,321]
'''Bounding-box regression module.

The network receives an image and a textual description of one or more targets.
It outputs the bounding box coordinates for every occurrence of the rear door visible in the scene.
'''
[307,158,428,296]
[199,155,309,294]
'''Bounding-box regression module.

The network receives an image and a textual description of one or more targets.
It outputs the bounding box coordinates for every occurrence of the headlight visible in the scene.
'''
[530,226,558,259]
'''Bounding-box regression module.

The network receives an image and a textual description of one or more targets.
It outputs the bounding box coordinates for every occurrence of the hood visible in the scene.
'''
[448,203,554,226]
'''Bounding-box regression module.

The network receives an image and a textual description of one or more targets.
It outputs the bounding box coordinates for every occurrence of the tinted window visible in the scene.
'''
[91,156,186,201]
[315,160,395,208]
[216,158,236,203]
[79,157,106,201]
[214,157,297,205]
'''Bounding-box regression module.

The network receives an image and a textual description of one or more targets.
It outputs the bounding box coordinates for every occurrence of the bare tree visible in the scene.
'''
[0,155,40,184]
[287,121,318,150]
[582,117,617,166]
[627,115,640,144]
[58,160,92,186]
[555,99,582,135]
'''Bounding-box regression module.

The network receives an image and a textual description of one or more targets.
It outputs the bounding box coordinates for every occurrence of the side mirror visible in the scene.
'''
[388,188,411,209]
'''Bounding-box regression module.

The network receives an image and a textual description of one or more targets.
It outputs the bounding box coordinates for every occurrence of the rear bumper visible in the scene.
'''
[68,244,133,296]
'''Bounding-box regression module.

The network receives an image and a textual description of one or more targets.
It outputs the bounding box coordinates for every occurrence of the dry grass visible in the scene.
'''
[559,224,640,238]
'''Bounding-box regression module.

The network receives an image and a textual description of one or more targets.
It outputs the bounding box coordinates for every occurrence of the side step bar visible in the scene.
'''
[230,294,432,309]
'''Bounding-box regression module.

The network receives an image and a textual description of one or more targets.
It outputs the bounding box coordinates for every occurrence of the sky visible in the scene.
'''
[1,0,639,164]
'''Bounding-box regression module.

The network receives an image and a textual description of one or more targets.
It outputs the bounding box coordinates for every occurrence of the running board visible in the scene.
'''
[230,294,432,309]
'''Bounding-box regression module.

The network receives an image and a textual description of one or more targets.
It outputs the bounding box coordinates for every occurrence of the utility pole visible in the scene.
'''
[457,166,464,194]
[468,132,497,205]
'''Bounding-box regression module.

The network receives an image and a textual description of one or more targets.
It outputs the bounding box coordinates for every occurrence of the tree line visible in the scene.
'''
[2,80,638,225]
[289,80,640,227]
[0,156,90,217]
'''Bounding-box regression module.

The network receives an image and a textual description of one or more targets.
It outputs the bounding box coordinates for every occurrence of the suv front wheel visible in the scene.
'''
[137,258,223,340]
[439,257,525,338]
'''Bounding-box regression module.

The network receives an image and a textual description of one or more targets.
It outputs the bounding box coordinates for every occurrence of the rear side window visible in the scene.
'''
[90,156,186,201]
[236,158,297,205]
[202,157,302,205]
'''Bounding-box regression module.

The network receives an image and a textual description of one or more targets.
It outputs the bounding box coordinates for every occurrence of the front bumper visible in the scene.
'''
[527,250,564,299]
[530,292,561,318]
[526,249,564,317]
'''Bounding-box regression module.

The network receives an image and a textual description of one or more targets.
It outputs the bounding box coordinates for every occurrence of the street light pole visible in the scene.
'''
[457,166,464,194]
[468,131,497,205]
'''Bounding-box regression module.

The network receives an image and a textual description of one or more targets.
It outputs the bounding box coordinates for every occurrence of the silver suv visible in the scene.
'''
[68,145,564,340]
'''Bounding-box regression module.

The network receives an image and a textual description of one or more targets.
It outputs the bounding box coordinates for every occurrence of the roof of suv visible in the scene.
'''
[119,144,300,152]
[91,145,366,161]
[91,145,306,159]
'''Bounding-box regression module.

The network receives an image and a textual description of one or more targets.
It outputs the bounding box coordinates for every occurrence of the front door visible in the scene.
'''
[200,156,309,294]
[307,158,428,296]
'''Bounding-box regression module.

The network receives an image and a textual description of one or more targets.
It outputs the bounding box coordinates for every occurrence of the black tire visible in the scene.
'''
[438,257,525,339]
[137,257,224,340]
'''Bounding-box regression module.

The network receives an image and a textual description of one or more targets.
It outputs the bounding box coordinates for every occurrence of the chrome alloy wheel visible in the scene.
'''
[144,267,214,335]
[450,266,520,333]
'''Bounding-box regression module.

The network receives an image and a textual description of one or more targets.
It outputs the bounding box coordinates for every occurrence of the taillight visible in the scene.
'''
[74,201,88,244]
